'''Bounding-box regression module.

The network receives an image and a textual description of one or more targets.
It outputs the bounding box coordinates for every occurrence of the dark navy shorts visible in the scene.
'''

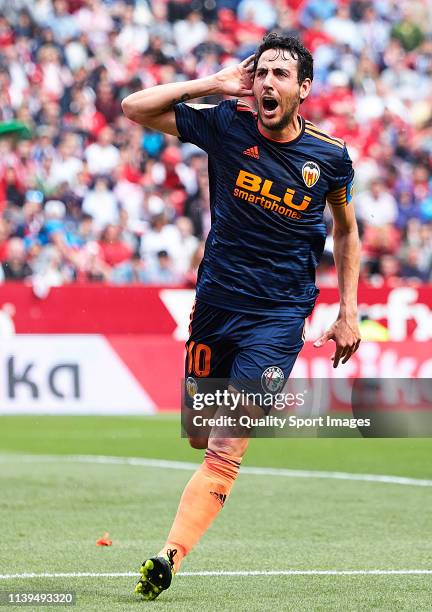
[184,300,305,411]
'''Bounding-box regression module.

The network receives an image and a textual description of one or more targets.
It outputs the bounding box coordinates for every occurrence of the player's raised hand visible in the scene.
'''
[313,317,361,368]
[214,55,255,97]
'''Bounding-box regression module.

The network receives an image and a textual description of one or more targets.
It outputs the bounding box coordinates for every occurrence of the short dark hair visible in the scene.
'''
[253,33,314,85]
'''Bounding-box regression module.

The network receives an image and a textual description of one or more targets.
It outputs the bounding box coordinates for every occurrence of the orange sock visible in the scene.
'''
[159,448,241,572]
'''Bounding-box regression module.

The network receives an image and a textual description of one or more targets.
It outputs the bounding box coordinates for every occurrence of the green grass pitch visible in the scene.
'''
[0,415,431,611]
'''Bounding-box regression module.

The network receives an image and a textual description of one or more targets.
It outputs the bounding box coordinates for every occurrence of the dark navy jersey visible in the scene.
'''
[174,99,354,317]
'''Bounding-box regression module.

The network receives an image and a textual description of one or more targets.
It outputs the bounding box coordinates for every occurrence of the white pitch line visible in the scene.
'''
[0,570,431,580]
[1,453,431,488]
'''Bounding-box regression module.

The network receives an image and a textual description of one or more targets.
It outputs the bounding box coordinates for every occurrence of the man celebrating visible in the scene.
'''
[122,33,361,600]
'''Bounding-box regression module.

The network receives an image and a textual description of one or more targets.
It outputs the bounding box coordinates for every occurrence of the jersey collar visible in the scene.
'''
[256,116,305,146]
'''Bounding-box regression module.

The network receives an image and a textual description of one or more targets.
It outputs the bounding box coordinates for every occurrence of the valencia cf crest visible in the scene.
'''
[302,161,320,188]
[186,377,198,398]
[261,366,285,394]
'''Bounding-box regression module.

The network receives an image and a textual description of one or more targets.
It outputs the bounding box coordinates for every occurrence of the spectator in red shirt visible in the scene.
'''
[98,223,132,268]
[1,237,32,281]
[0,166,25,211]
[0,16,14,48]
[302,18,333,52]
[0,218,10,261]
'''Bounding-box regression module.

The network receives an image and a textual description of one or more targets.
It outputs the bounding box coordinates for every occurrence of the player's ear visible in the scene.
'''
[299,78,312,103]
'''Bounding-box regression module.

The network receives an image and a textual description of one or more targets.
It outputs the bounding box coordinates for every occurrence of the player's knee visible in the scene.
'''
[188,436,208,450]
[208,436,248,459]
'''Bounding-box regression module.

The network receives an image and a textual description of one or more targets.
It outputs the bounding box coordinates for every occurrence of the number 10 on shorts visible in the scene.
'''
[186,341,211,377]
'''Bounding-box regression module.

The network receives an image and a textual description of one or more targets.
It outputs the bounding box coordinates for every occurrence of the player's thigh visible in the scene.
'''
[229,315,305,411]
[184,300,236,380]
[183,300,236,442]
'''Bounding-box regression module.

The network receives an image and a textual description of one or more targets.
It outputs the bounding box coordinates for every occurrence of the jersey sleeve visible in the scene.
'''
[174,99,237,154]
[326,144,355,207]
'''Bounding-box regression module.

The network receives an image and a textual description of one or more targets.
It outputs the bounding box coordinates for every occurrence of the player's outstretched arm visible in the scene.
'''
[314,203,361,368]
[121,55,255,136]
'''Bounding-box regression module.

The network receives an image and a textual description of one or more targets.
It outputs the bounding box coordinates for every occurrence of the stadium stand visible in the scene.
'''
[0,0,431,287]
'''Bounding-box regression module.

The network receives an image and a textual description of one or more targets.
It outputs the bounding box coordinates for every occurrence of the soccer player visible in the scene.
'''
[122,33,361,600]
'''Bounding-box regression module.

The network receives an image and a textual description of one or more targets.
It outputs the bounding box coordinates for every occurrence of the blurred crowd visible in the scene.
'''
[0,0,431,289]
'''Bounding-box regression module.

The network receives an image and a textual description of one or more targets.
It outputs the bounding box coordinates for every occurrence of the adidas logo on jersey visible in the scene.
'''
[243,145,260,159]
[210,491,227,506]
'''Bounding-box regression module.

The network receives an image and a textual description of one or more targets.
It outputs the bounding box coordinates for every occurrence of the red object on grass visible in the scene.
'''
[96,532,113,546]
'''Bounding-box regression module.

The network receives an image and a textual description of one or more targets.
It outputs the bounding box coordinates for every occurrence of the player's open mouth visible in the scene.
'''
[262,97,279,116]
